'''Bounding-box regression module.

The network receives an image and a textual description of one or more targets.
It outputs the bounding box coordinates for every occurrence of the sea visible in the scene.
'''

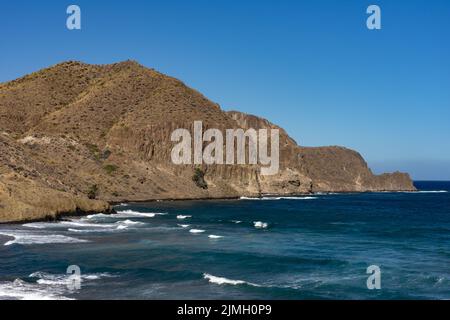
[0,181,449,300]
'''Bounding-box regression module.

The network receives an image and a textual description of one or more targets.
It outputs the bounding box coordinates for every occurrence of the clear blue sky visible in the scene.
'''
[1,0,449,180]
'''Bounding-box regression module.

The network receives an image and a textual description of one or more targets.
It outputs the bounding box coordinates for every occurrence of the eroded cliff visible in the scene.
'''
[0,61,415,222]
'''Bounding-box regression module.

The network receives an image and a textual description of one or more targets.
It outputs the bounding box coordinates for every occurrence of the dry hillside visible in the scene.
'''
[0,61,415,223]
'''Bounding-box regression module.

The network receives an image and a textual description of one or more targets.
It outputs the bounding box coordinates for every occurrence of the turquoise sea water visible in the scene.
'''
[0,181,449,300]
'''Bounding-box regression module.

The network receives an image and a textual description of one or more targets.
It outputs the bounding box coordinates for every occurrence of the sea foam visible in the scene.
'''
[253,221,269,229]
[208,235,223,239]
[203,273,259,287]
[0,271,114,300]
[116,210,158,218]
[177,215,192,220]
[240,196,317,200]
[0,279,72,300]
[189,229,205,234]
[0,231,89,246]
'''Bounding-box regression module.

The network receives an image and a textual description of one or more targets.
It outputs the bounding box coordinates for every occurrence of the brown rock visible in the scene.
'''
[0,61,415,223]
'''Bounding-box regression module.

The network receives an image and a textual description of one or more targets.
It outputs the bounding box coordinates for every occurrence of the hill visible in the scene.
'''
[0,61,415,223]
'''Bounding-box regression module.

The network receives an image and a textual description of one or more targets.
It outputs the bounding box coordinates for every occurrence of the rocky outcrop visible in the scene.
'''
[0,61,415,223]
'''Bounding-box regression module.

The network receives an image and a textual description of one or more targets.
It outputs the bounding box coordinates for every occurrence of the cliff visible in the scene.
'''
[0,61,415,223]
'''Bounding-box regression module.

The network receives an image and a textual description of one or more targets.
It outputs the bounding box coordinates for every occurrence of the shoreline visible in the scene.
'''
[0,189,420,225]
[0,207,116,226]
[109,189,419,205]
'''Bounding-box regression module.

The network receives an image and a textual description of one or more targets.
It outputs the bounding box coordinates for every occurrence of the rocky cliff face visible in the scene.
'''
[0,61,415,223]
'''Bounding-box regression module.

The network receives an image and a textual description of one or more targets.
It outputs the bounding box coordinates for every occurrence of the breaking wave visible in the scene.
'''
[117,219,145,226]
[0,271,114,300]
[240,196,317,200]
[253,221,269,229]
[116,210,160,218]
[417,190,448,193]
[0,231,89,246]
[208,235,223,239]
[189,229,205,234]
[29,271,114,285]
[0,279,72,300]
[203,273,260,287]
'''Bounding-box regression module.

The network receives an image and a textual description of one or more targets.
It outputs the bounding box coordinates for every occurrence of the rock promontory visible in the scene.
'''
[0,61,416,223]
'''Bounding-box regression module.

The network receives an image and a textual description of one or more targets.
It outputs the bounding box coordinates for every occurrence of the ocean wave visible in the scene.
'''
[117,203,130,207]
[203,273,259,287]
[116,219,145,226]
[85,213,112,219]
[272,196,317,200]
[0,231,89,246]
[68,228,110,233]
[177,215,192,220]
[0,271,115,300]
[22,222,60,229]
[231,220,242,224]
[253,221,269,229]
[177,224,190,228]
[315,192,340,195]
[116,210,157,218]
[240,196,317,200]
[67,219,144,233]
[61,221,116,228]
[29,271,114,285]
[208,235,223,239]
[0,279,72,300]
[23,220,116,229]
[389,190,449,194]
[189,229,205,234]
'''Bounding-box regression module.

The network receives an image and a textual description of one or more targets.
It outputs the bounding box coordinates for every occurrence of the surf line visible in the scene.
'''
[177,304,211,318]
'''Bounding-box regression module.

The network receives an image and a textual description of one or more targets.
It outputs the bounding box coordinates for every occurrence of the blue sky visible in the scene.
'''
[1,0,449,180]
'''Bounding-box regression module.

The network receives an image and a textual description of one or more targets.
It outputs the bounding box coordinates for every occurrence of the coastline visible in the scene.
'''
[0,207,116,226]
[1,189,419,225]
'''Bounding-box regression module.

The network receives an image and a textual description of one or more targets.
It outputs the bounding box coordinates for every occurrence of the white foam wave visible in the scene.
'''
[61,221,116,228]
[203,273,259,287]
[189,229,205,234]
[66,219,143,233]
[116,210,167,218]
[418,190,448,193]
[231,220,242,224]
[0,279,72,300]
[208,235,223,239]
[24,220,116,229]
[68,228,109,233]
[116,219,145,226]
[240,196,317,200]
[239,196,261,200]
[23,222,59,229]
[85,213,111,219]
[272,196,317,200]
[0,231,89,246]
[253,221,269,229]
[29,271,114,285]
[0,271,115,300]
[178,224,190,228]
[177,215,192,220]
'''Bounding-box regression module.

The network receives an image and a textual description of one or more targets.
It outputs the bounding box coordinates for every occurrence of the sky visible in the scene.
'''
[0,0,449,180]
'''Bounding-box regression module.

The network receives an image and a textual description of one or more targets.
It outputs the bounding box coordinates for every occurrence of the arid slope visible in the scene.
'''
[0,61,415,223]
